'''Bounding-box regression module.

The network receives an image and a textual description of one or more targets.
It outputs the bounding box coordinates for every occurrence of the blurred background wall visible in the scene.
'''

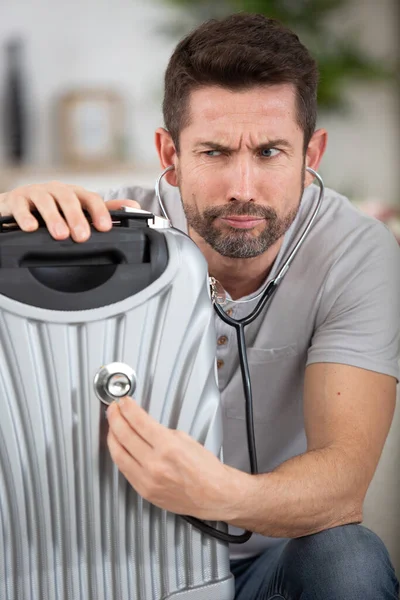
[0,0,399,574]
[0,0,399,202]
[0,0,180,189]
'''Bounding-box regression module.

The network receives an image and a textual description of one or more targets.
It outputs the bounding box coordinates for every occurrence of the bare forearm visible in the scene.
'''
[226,446,365,538]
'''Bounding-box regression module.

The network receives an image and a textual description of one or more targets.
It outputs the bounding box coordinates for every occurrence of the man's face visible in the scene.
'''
[175,84,306,259]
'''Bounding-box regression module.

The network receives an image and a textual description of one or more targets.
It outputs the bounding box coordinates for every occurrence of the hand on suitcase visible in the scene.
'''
[106,396,247,522]
[0,182,140,242]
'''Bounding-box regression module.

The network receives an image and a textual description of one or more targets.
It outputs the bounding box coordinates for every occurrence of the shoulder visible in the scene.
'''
[303,186,400,378]
[280,184,400,318]
[308,186,400,336]
[299,184,400,269]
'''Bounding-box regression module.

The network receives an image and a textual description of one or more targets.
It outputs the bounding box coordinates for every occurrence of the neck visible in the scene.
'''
[188,227,284,300]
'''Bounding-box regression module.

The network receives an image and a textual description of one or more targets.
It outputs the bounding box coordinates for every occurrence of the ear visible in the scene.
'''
[304,128,328,187]
[155,127,179,187]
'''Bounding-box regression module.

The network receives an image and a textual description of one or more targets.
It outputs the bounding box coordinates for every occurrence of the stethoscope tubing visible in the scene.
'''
[154,164,325,544]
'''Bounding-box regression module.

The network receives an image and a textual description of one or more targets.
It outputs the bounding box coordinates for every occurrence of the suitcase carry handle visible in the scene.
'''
[0,210,169,310]
[0,209,152,231]
[0,210,154,267]
[0,209,158,268]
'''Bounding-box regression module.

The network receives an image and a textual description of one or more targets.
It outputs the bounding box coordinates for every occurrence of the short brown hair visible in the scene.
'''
[163,13,319,153]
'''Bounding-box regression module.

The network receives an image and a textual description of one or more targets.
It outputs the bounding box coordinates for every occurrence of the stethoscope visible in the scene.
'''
[154,165,325,544]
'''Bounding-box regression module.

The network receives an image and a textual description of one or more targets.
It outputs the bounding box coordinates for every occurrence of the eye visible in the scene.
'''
[204,150,222,157]
[260,148,280,158]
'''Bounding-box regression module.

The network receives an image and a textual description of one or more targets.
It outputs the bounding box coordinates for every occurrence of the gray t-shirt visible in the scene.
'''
[103,181,400,559]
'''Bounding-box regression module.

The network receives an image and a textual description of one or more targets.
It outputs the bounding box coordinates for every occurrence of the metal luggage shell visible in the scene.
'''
[0,224,234,600]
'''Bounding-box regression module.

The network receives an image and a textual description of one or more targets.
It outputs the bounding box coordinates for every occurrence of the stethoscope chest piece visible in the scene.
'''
[94,362,137,406]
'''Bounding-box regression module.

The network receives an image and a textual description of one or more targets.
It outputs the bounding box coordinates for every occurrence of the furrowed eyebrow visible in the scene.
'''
[258,139,293,150]
[194,142,231,152]
[194,139,293,152]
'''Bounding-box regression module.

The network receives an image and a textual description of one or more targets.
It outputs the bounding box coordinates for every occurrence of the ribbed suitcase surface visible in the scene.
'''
[0,217,234,600]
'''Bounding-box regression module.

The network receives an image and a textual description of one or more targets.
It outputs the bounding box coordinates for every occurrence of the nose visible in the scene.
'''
[227,156,257,203]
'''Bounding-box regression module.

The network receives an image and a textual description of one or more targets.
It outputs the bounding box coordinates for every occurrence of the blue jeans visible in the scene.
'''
[230,524,399,599]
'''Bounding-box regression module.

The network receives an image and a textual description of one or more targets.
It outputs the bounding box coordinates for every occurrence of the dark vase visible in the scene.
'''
[4,38,26,164]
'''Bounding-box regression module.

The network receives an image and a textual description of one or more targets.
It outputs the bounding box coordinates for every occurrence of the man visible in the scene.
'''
[1,13,399,599]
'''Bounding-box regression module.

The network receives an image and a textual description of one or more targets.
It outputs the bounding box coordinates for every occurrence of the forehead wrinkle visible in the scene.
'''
[194,109,292,145]
[195,132,289,151]
[202,106,289,123]
[182,85,302,151]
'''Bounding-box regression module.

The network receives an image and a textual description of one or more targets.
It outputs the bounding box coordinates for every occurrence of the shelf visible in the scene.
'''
[0,163,161,192]
[0,161,160,175]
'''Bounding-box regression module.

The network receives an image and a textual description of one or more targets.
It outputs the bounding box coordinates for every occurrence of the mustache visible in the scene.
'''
[202,202,277,220]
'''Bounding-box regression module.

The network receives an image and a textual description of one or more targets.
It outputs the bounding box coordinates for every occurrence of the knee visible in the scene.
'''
[282,524,399,599]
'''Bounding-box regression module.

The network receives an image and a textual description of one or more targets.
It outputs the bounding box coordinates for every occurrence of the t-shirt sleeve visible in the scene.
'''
[99,187,123,202]
[307,222,400,380]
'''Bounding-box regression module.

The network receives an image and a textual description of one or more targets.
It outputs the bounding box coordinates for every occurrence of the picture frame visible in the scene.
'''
[57,89,124,167]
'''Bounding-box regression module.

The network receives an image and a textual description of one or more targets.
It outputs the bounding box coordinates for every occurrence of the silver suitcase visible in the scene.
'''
[0,210,234,600]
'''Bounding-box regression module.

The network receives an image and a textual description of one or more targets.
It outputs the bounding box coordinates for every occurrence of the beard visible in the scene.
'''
[178,167,305,259]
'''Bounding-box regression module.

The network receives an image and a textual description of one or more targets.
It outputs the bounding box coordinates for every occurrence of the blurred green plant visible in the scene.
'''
[161,0,395,112]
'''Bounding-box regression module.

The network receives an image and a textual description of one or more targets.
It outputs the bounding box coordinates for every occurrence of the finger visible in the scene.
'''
[107,429,142,476]
[115,396,164,447]
[107,401,152,464]
[49,187,92,242]
[28,191,71,240]
[105,199,141,213]
[5,195,39,231]
[75,188,114,232]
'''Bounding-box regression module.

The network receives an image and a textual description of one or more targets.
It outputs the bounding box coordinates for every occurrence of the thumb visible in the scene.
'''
[105,198,141,211]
